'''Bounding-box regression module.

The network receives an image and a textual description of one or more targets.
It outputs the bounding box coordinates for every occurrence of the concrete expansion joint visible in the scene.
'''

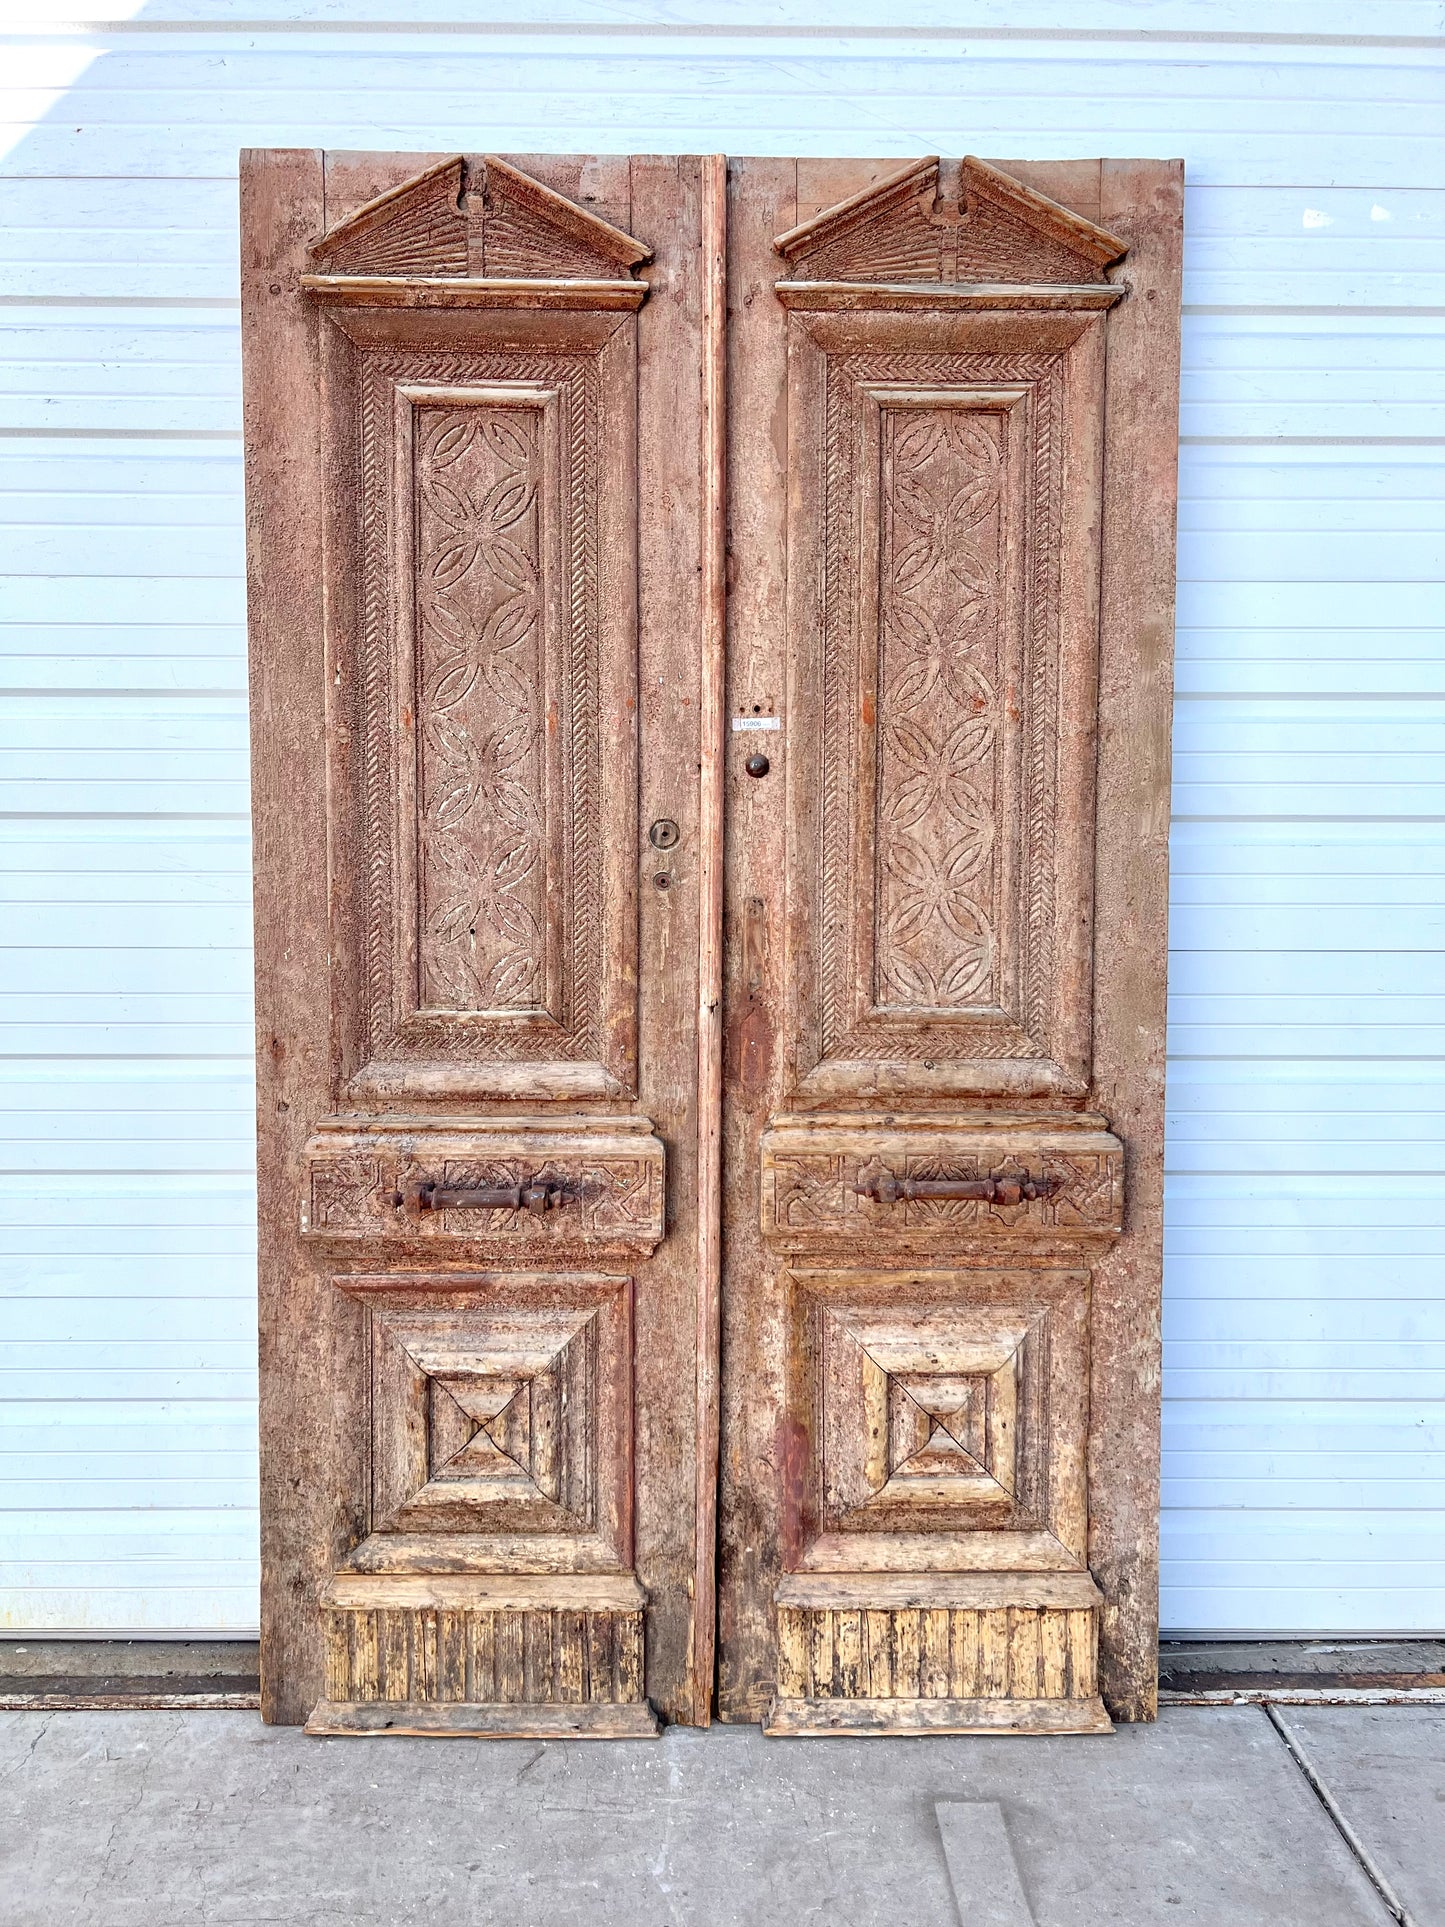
[1264,1704,1418,1927]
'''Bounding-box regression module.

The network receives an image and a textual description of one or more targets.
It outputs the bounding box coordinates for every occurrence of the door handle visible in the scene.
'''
[411,1177,578,1214]
[852,1165,1061,1208]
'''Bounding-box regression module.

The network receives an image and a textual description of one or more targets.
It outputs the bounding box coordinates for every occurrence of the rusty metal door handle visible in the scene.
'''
[413,1178,576,1215]
[852,1168,1059,1207]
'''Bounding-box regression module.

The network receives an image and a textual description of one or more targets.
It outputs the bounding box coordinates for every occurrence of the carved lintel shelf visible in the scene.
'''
[760,1114,1123,1248]
[774,281,1124,313]
[302,1115,666,1249]
[301,274,649,311]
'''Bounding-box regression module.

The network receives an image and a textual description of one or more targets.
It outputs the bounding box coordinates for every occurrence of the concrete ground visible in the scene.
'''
[0,1705,1440,1926]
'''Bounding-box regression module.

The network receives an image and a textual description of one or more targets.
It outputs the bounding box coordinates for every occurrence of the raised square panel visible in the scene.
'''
[335,1271,633,1576]
[373,1304,599,1534]
[785,1267,1090,1574]
[833,1306,1022,1513]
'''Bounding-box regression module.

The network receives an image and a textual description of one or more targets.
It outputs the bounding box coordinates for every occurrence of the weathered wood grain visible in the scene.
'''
[320,1572,646,1611]
[242,147,358,1730]
[764,1695,1111,1737]
[718,155,798,1725]
[628,152,709,1723]
[692,151,728,1728]
[717,156,1179,1734]
[306,1700,661,1738]
[315,1603,653,1715]
[246,150,712,1732]
[768,1603,1108,1733]
[1087,158,1184,1722]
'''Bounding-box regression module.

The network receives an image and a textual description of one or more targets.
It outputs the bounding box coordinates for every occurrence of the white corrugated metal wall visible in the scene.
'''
[1,1,1442,1636]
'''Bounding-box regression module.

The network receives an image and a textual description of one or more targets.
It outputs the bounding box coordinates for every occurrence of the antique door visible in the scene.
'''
[242,150,725,1735]
[242,150,1179,1736]
[717,157,1180,1734]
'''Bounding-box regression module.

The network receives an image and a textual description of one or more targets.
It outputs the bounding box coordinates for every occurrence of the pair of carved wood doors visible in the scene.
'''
[242,149,1181,1738]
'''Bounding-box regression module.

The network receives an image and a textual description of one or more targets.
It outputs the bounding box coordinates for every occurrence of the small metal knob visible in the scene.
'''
[744,752,770,778]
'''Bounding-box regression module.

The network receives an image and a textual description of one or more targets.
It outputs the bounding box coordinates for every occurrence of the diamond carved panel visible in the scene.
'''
[838,1308,1022,1513]
[378,1306,597,1534]
[336,1273,633,1576]
[787,1269,1090,1575]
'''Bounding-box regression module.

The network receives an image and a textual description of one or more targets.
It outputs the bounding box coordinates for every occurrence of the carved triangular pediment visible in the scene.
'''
[308,154,652,280]
[309,154,469,277]
[774,155,1127,285]
[479,155,651,278]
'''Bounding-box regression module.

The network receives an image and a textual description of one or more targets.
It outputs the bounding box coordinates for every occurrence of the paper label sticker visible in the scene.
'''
[731,715,782,732]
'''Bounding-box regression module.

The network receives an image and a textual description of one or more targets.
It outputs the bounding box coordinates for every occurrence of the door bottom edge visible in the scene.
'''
[305,1698,661,1739]
[763,1694,1112,1737]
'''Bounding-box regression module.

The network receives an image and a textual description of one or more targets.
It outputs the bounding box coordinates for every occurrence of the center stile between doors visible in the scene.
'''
[241,148,1182,1739]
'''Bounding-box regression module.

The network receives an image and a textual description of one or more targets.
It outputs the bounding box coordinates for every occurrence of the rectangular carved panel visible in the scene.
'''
[869,384,1022,1016]
[784,306,1109,1098]
[317,298,640,1099]
[403,383,561,1020]
[302,1118,665,1250]
[761,1116,1122,1251]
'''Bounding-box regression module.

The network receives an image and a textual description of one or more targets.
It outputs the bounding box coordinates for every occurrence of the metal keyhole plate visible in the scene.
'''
[649,818,681,850]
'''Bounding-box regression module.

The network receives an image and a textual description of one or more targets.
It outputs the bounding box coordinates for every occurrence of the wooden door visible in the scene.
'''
[242,150,724,1734]
[243,149,1179,1737]
[717,156,1181,1734]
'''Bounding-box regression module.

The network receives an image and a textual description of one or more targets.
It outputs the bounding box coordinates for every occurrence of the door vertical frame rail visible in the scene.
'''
[241,147,331,1726]
[692,153,728,1725]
